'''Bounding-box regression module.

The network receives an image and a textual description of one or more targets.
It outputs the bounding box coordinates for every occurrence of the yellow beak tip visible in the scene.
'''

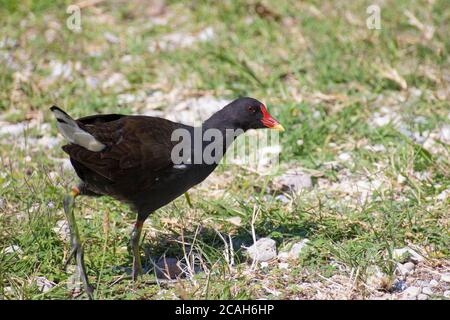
[272,124,285,132]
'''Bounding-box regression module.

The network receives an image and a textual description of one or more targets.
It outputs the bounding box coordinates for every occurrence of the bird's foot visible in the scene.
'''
[64,242,94,300]
[62,188,94,300]
[131,257,143,281]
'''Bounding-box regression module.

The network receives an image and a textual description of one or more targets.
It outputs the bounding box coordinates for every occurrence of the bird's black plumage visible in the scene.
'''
[57,97,281,219]
[51,97,283,297]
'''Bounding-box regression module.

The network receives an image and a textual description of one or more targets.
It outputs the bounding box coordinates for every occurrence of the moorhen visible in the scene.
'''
[50,97,284,299]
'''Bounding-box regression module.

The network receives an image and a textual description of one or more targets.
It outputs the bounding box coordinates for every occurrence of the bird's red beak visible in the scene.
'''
[261,104,285,131]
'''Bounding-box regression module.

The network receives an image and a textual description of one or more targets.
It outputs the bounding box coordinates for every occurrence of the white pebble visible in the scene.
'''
[440,273,450,283]
[2,245,23,255]
[429,279,438,287]
[246,238,277,262]
[422,287,433,295]
[402,286,421,299]
[278,262,289,270]
[338,152,352,162]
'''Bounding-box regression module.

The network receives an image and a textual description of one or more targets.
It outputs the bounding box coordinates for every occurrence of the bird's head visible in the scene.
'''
[223,97,284,132]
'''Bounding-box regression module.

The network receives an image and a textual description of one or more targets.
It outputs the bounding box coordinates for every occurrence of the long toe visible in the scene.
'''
[73,244,95,299]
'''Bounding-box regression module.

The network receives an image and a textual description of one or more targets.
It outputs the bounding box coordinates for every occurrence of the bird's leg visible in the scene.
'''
[63,186,94,300]
[130,219,144,281]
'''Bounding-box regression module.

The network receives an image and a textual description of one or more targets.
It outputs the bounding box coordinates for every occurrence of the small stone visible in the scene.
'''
[104,32,119,44]
[288,239,310,259]
[37,136,61,149]
[33,276,55,293]
[437,189,449,201]
[401,286,421,299]
[422,287,433,295]
[85,76,99,89]
[338,152,352,162]
[155,257,183,279]
[417,294,428,300]
[53,220,70,242]
[148,27,214,52]
[0,122,27,137]
[275,170,312,193]
[429,279,438,287]
[444,290,450,298]
[393,247,424,263]
[278,262,289,270]
[440,273,450,283]
[2,245,23,255]
[403,262,415,272]
[225,216,242,226]
[397,174,407,184]
[438,125,450,144]
[49,171,58,182]
[117,94,138,105]
[391,279,407,292]
[275,194,290,203]
[102,73,130,92]
[364,144,386,152]
[372,114,391,127]
[415,280,428,287]
[396,263,409,276]
[246,238,277,262]
[277,251,289,261]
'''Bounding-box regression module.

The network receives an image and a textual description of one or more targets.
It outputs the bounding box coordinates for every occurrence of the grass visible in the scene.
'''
[0,0,449,299]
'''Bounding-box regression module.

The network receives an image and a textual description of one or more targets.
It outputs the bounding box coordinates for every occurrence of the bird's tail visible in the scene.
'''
[50,106,105,152]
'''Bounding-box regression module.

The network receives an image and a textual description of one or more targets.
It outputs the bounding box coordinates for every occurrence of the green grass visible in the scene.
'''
[0,0,449,299]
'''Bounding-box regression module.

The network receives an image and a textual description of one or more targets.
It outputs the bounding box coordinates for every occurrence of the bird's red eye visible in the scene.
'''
[248,106,256,113]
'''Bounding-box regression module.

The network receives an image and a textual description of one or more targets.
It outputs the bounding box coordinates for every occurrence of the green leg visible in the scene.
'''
[63,188,94,300]
[130,220,143,281]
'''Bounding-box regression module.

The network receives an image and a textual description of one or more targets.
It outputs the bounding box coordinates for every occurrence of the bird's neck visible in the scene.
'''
[189,111,246,166]
[202,111,246,146]
[202,109,239,133]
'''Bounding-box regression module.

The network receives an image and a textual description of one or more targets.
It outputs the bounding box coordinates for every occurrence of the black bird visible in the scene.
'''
[50,97,284,299]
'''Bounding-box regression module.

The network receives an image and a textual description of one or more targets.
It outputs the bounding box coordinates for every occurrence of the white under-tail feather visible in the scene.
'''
[50,106,106,152]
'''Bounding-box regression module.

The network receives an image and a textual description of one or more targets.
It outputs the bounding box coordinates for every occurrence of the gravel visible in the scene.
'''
[440,273,450,283]
[393,247,424,264]
[417,293,428,300]
[401,286,421,299]
[53,220,70,242]
[148,27,214,52]
[246,238,277,262]
[429,279,439,287]
[278,239,310,261]
[391,279,407,292]
[422,287,433,296]
[397,262,415,276]
[274,170,313,193]
[32,276,56,293]
[2,245,23,255]
[0,122,28,137]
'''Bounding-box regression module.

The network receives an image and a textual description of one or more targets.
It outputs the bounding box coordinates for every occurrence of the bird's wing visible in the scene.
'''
[62,116,183,182]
